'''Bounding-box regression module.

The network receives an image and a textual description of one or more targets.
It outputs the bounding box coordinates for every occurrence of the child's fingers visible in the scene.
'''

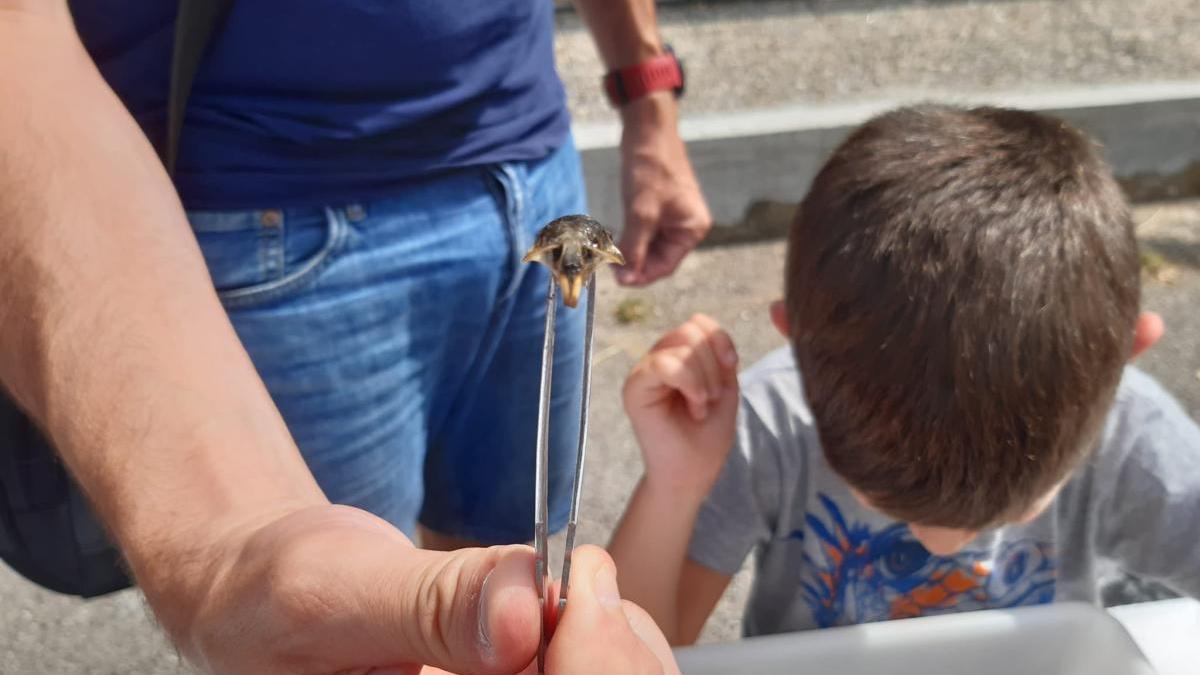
[652,313,719,350]
[687,314,739,384]
[676,321,724,404]
[651,319,701,351]
[647,347,712,420]
[635,314,738,419]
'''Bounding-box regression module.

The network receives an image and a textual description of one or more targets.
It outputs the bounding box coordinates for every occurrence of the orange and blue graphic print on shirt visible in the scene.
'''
[794,494,1056,628]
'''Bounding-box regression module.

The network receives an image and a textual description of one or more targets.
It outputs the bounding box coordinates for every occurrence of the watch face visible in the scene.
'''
[666,44,685,98]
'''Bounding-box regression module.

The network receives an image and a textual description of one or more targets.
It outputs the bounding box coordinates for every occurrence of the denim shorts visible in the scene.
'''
[187,140,587,543]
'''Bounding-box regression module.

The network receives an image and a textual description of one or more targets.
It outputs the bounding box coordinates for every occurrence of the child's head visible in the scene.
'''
[780,105,1145,553]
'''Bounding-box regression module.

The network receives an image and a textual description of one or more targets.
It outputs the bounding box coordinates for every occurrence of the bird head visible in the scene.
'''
[522,215,625,307]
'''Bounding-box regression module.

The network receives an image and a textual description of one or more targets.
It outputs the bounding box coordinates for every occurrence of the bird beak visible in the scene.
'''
[522,244,552,264]
[595,242,626,266]
[557,271,587,308]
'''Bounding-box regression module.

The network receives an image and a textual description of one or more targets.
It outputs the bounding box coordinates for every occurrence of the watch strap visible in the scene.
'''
[603,46,684,107]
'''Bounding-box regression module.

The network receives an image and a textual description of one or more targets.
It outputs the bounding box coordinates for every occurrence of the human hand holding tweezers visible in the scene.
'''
[522,215,625,673]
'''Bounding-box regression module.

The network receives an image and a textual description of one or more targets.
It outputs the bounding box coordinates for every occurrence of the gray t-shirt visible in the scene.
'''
[688,347,1200,636]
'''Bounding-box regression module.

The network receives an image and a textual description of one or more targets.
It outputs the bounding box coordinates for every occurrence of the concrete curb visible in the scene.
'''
[575,81,1200,243]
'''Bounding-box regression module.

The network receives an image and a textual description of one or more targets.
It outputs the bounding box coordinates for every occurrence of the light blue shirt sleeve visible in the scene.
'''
[1094,368,1200,598]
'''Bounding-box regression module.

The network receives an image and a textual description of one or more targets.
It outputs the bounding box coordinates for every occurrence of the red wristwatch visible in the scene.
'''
[603,45,685,107]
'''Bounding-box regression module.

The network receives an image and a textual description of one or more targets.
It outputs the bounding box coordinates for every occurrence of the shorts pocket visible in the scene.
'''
[189,207,345,310]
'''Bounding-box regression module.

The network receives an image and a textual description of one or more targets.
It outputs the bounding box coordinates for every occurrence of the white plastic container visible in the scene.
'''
[674,602,1156,675]
[1110,599,1200,675]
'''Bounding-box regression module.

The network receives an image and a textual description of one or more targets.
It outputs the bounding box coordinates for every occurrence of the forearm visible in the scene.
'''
[608,476,706,643]
[572,0,663,68]
[573,0,679,126]
[0,6,323,630]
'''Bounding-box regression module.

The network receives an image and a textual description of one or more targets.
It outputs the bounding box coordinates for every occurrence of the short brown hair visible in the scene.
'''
[786,105,1139,530]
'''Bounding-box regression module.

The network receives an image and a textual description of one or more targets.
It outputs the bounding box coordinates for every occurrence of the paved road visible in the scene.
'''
[2,200,1197,673]
[556,0,1200,123]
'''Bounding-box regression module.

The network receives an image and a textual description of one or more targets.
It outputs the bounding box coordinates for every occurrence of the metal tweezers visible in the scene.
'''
[532,274,597,673]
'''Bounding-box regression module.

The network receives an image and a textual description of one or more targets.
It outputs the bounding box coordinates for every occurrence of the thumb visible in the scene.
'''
[379,545,541,674]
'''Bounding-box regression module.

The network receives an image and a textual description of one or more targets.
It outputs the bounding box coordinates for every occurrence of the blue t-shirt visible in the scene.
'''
[69,1,571,209]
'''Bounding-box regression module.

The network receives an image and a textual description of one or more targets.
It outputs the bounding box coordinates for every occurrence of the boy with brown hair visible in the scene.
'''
[609,105,1200,644]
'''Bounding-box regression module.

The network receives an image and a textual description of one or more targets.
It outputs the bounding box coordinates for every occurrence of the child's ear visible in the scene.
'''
[1131,312,1164,361]
[769,300,790,337]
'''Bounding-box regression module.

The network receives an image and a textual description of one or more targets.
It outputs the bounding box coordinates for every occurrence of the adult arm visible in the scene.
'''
[0,4,540,673]
[572,0,712,286]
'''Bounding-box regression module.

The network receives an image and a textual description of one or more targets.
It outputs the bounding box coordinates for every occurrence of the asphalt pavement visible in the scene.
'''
[556,0,1200,123]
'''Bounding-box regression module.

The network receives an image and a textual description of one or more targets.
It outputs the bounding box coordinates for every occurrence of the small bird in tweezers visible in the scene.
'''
[522,214,625,307]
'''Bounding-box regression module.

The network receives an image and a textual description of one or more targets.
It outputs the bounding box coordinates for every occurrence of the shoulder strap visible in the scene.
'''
[165,0,236,175]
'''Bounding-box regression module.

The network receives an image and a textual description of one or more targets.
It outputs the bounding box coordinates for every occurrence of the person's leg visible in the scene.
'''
[188,170,519,537]
[420,138,590,546]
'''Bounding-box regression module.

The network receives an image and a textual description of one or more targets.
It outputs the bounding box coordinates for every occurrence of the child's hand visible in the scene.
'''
[623,314,739,496]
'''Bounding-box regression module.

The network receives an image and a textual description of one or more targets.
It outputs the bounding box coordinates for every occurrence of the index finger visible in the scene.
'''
[684,314,739,383]
[622,601,682,675]
[544,546,676,675]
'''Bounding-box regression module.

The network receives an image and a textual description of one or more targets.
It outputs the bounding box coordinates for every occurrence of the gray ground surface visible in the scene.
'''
[556,0,1200,123]
[2,200,1197,674]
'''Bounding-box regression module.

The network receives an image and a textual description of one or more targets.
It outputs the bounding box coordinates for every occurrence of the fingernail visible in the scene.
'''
[721,348,738,366]
[477,568,497,662]
[594,565,621,611]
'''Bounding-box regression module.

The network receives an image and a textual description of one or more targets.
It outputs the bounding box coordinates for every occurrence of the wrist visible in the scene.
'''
[619,90,679,129]
[129,495,324,650]
[108,420,327,641]
[641,469,715,505]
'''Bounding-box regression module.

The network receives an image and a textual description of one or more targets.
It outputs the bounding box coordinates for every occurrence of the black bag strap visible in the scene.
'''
[165,0,236,174]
